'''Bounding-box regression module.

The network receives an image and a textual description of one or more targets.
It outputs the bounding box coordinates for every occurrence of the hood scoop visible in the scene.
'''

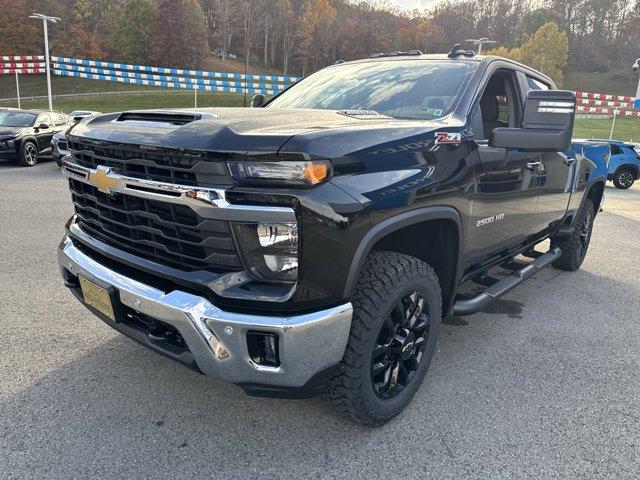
[114,110,217,128]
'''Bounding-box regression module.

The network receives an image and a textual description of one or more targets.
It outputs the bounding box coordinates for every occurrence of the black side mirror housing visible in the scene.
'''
[490,90,576,151]
[251,94,266,108]
[37,123,50,130]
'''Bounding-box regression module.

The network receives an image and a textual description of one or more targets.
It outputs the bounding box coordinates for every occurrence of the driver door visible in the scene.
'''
[467,68,539,264]
[35,113,54,152]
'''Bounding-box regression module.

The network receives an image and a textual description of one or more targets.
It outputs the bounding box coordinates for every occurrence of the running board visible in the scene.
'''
[453,247,561,316]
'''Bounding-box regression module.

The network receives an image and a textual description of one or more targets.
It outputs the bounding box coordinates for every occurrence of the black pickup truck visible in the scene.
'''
[58,48,605,426]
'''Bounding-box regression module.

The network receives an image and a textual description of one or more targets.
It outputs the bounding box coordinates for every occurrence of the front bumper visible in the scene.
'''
[58,235,352,391]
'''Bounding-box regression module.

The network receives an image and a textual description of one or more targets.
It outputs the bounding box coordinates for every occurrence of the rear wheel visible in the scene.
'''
[613,168,635,189]
[551,198,595,271]
[326,251,442,426]
[18,141,38,167]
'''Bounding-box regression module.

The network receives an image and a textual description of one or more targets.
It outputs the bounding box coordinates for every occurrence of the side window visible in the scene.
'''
[476,70,522,140]
[37,114,53,127]
[526,76,550,91]
[610,145,622,155]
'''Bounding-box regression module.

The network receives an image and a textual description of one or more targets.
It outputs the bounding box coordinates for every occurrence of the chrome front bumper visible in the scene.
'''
[58,235,353,388]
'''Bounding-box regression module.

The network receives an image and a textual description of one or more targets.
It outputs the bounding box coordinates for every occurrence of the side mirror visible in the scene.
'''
[490,90,576,151]
[37,123,50,130]
[251,94,266,108]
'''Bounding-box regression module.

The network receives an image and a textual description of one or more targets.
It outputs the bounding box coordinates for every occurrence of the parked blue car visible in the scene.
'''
[587,140,640,189]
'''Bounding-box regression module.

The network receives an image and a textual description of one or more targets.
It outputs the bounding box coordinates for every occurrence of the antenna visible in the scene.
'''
[465,38,497,54]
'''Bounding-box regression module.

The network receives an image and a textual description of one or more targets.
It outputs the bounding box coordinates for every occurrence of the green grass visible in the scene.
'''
[564,71,637,96]
[0,75,158,98]
[7,90,247,112]
[574,116,640,142]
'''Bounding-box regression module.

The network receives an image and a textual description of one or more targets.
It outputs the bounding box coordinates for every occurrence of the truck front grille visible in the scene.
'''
[67,139,232,186]
[68,177,242,272]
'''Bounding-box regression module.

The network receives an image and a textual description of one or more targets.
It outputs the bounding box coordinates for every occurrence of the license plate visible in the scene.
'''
[79,275,116,321]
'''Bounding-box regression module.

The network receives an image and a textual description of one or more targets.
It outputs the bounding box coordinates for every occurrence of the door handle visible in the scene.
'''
[564,158,576,166]
[526,161,541,170]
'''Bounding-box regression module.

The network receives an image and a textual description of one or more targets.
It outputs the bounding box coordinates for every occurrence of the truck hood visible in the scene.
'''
[69,108,455,158]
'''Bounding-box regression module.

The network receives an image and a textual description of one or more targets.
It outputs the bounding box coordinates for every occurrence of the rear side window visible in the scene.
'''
[611,145,623,155]
[526,76,550,91]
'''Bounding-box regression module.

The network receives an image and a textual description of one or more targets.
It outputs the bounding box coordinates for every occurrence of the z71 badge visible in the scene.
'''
[434,131,462,145]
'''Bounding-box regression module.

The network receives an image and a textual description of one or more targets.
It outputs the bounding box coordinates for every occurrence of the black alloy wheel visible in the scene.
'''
[576,209,593,260]
[19,141,39,167]
[371,291,431,398]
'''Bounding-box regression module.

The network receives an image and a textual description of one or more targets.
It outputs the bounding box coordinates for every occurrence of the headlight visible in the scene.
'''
[2,137,16,147]
[227,160,331,186]
[232,222,298,283]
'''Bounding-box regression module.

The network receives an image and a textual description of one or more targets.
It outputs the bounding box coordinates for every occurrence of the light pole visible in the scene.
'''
[466,38,496,54]
[633,58,640,110]
[29,13,60,111]
[610,109,619,141]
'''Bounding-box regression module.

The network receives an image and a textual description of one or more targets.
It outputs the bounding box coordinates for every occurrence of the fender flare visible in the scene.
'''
[16,136,39,153]
[342,206,464,301]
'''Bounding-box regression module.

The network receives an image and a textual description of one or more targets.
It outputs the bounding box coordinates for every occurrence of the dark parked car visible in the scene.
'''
[57,47,606,426]
[0,109,73,166]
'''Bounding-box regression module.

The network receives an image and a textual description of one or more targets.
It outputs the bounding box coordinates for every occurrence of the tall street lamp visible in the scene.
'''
[466,38,497,54]
[633,58,640,110]
[29,13,60,111]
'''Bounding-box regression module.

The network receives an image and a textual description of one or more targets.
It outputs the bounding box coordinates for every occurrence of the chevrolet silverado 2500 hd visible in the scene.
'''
[58,47,605,426]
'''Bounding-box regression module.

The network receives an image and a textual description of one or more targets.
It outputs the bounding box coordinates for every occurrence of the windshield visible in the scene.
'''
[0,112,36,127]
[268,59,477,120]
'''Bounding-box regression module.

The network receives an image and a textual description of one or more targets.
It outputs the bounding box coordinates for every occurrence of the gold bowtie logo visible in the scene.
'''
[88,167,118,194]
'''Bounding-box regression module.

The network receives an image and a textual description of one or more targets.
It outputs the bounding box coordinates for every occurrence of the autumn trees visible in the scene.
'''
[0,0,638,83]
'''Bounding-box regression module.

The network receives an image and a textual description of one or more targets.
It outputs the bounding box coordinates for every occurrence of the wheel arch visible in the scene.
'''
[614,163,640,179]
[583,180,605,219]
[16,136,39,152]
[343,206,463,316]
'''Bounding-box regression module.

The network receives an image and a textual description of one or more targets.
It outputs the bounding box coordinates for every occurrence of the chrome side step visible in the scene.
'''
[453,247,561,316]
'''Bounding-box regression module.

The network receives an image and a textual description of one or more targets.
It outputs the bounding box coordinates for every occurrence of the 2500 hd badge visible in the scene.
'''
[58,46,606,426]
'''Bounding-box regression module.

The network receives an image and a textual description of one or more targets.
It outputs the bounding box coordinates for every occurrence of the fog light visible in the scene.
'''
[232,222,298,284]
[257,223,297,248]
[247,332,280,367]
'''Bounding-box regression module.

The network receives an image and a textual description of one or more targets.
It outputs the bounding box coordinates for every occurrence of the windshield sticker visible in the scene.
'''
[422,107,444,117]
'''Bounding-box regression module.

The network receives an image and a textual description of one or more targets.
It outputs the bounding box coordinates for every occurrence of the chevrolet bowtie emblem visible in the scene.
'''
[88,167,118,194]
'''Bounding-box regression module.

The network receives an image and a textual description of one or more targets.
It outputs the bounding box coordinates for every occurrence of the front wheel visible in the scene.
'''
[18,141,39,167]
[326,252,442,426]
[613,168,635,189]
[551,198,595,271]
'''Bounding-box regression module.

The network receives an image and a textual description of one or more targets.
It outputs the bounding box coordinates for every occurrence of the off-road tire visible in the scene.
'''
[551,198,595,271]
[326,251,442,427]
[613,168,635,189]
[18,140,39,167]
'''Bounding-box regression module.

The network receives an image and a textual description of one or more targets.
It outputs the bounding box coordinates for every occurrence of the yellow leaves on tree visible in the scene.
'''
[487,22,568,87]
[299,0,337,73]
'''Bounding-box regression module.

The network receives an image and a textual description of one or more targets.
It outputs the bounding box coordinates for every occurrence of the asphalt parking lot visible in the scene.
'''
[1,159,639,479]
